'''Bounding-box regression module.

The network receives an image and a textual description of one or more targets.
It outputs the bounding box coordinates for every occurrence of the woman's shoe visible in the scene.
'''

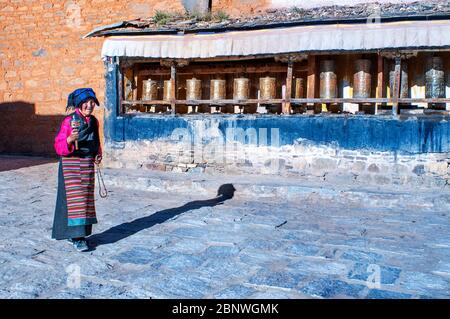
[70,238,89,252]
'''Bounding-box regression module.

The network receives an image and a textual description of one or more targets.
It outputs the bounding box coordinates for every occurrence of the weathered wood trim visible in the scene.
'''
[284,60,293,114]
[307,55,317,106]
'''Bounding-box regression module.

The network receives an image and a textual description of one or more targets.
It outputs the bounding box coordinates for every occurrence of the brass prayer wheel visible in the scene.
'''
[259,77,276,100]
[425,56,445,99]
[210,79,226,100]
[163,80,173,101]
[353,59,372,98]
[294,78,305,98]
[233,78,250,100]
[320,60,337,98]
[142,79,158,100]
[186,78,202,100]
[389,62,409,98]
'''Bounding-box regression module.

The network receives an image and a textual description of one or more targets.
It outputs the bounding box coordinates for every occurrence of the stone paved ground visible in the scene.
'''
[0,155,449,299]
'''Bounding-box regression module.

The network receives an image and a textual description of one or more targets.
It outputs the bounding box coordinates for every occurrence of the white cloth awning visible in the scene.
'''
[101,20,450,59]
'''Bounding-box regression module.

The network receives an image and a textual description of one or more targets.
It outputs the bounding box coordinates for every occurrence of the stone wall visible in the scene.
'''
[105,139,450,188]
[102,115,450,188]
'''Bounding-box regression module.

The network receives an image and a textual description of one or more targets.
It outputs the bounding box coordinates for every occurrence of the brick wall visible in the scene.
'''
[1,0,288,156]
[1,0,446,158]
[0,0,186,155]
[212,0,269,16]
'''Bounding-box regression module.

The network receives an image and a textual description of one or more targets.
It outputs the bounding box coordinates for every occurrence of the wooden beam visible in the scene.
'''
[392,56,401,116]
[123,100,171,105]
[137,65,307,76]
[376,53,384,115]
[170,64,176,114]
[292,98,450,104]
[123,98,450,106]
[398,98,450,103]
[283,60,293,114]
[307,55,317,106]
[292,98,388,103]
[176,99,284,105]
[189,54,281,63]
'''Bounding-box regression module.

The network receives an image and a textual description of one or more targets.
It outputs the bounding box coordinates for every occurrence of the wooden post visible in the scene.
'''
[123,69,133,100]
[284,60,293,114]
[307,55,317,110]
[130,65,141,112]
[376,53,384,115]
[132,66,138,102]
[392,56,401,116]
[170,64,176,114]
[118,67,124,114]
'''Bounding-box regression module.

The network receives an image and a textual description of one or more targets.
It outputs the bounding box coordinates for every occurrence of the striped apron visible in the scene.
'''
[61,156,98,226]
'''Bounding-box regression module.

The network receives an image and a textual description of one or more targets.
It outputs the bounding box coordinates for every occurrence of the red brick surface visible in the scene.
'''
[0,0,272,155]
[212,0,269,16]
[0,0,187,155]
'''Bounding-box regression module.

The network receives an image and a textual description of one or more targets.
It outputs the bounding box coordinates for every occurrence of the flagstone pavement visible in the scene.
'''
[0,155,449,299]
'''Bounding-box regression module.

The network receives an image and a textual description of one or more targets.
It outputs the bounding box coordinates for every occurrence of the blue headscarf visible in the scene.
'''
[66,88,99,111]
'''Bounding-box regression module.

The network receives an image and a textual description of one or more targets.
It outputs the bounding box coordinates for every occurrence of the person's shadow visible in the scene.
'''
[88,184,236,249]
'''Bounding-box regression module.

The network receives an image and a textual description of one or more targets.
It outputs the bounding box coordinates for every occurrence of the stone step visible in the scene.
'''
[102,168,450,210]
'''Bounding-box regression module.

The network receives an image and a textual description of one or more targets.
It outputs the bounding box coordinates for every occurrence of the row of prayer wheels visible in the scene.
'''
[320,56,446,100]
[142,77,306,101]
[142,56,445,103]
[319,59,374,99]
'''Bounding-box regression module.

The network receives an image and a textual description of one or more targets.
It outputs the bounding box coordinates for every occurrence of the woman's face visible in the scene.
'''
[80,99,96,116]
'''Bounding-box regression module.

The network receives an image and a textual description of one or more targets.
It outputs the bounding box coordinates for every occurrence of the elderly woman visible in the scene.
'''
[52,88,102,252]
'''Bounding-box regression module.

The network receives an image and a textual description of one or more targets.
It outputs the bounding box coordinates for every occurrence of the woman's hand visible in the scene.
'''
[95,154,103,164]
[66,128,79,145]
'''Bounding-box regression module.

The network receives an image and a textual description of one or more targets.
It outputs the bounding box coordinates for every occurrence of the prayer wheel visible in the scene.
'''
[233,78,250,100]
[142,79,158,100]
[210,79,226,100]
[186,78,202,100]
[163,80,173,101]
[259,77,276,100]
[353,59,372,98]
[425,56,445,99]
[294,78,305,98]
[320,60,337,98]
[389,62,409,98]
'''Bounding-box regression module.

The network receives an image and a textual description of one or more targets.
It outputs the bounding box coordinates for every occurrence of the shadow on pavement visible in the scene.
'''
[88,184,236,249]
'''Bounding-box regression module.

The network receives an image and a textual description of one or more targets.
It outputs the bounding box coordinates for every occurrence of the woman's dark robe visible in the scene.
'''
[51,109,100,240]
